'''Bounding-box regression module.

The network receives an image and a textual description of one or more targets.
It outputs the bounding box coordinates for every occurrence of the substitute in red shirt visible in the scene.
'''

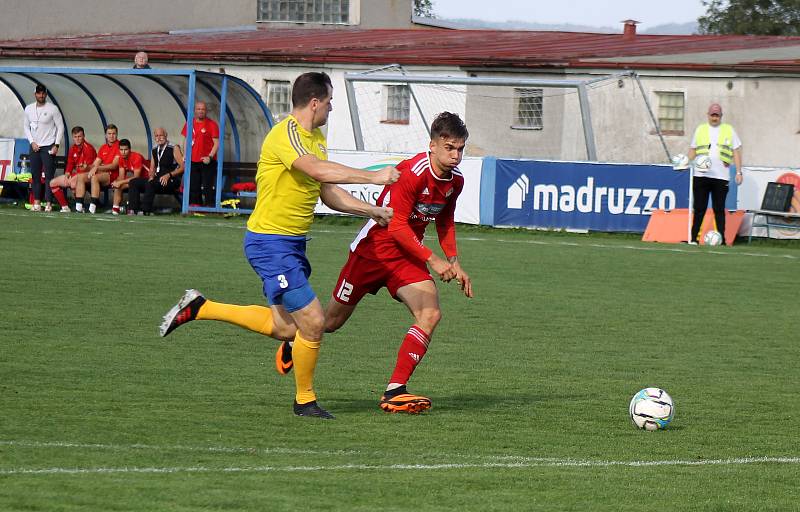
[181,101,219,163]
[181,101,220,206]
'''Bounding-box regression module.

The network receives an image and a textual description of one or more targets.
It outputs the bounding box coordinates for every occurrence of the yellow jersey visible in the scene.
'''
[246,115,328,236]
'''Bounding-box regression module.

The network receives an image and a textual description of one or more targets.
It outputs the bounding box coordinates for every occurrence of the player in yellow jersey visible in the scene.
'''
[159,72,399,419]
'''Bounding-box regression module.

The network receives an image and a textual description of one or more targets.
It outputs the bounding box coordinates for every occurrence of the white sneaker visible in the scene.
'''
[44,204,52,213]
[111,209,119,216]
[88,203,97,214]
[75,203,84,213]
[60,206,71,213]
[32,203,42,212]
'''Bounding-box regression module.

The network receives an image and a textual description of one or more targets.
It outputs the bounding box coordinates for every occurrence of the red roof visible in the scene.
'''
[3,27,800,71]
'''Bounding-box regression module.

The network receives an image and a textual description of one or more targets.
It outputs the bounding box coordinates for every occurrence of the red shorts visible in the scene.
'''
[332,251,432,305]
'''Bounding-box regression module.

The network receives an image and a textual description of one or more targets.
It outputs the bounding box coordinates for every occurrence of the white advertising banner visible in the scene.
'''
[0,138,15,181]
[318,150,483,225]
[738,166,800,239]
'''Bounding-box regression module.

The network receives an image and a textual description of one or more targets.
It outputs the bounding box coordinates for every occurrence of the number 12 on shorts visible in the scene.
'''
[336,280,353,302]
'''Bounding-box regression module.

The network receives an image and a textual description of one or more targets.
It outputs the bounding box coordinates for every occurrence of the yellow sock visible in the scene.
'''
[293,332,321,404]
[196,299,273,336]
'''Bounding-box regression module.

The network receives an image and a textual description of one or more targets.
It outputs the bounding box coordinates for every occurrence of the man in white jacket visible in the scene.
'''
[24,83,64,212]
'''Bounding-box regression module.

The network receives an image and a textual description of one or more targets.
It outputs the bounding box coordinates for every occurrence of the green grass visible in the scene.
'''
[1,207,799,511]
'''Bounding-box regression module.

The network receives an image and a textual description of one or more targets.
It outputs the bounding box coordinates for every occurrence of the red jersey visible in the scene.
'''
[65,142,97,176]
[350,152,463,263]
[97,140,120,166]
[181,117,219,162]
[119,151,147,179]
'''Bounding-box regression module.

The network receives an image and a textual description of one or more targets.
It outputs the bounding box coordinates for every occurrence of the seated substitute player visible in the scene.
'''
[75,124,121,213]
[109,139,147,215]
[159,71,400,420]
[49,126,97,212]
[276,112,474,414]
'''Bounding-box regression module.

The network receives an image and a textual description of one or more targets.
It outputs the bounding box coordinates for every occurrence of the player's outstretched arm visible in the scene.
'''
[293,155,399,185]
[319,184,394,226]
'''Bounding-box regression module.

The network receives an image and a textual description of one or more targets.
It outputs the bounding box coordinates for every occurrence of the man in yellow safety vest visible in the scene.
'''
[687,102,743,245]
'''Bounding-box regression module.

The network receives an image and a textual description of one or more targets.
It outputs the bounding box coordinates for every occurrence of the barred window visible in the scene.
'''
[656,91,685,133]
[383,85,410,124]
[257,0,350,24]
[512,88,543,130]
[265,80,291,123]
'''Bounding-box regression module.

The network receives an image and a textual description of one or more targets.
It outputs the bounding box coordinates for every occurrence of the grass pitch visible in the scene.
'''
[1,208,799,511]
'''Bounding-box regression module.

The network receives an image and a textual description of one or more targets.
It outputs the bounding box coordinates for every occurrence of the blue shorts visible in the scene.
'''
[243,231,316,312]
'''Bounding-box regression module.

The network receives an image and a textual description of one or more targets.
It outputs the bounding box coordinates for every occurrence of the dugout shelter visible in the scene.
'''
[0,66,273,214]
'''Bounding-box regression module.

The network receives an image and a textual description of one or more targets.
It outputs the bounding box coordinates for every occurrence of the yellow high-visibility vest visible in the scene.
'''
[694,123,734,165]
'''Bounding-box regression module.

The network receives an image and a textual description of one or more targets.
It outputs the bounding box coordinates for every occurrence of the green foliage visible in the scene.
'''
[699,0,800,35]
[1,211,799,510]
[414,0,435,18]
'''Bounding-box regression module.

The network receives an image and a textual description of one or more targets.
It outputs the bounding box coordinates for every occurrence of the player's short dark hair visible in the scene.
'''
[71,126,85,135]
[291,72,332,108]
[430,112,469,141]
[119,139,131,149]
[105,124,118,133]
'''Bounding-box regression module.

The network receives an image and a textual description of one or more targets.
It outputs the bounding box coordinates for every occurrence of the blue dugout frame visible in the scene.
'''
[0,66,274,214]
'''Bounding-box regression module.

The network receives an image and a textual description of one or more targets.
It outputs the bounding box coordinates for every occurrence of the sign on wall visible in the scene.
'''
[319,150,483,225]
[494,160,689,232]
[0,138,14,181]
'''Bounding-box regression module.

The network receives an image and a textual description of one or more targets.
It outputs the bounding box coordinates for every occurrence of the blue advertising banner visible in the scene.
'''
[494,160,691,232]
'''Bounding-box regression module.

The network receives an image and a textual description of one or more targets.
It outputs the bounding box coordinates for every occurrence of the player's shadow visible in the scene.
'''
[329,392,555,414]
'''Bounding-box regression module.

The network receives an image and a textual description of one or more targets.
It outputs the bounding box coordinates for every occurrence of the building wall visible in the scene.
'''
[2,55,799,168]
[463,70,800,167]
[0,0,414,40]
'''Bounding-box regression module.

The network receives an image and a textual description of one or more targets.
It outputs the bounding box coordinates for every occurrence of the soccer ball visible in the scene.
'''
[671,153,689,170]
[694,155,712,170]
[703,230,723,246]
[629,388,674,431]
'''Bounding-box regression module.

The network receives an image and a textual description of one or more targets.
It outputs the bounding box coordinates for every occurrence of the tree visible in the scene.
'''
[698,0,800,35]
[414,0,435,18]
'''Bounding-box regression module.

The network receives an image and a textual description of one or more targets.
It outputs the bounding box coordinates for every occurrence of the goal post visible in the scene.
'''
[343,68,670,163]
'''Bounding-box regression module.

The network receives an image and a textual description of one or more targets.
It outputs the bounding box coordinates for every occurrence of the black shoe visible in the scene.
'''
[293,400,335,419]
[159,289,206,337]
[275,341,293,375]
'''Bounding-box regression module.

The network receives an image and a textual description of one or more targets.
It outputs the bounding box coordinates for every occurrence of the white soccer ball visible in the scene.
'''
[703,230,723,246]
[671,153,689,170]
[694,155,712,170]
[629,388,674,431]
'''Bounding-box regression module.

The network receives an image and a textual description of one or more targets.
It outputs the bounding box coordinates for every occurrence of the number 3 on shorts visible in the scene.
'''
[277,274,289,289]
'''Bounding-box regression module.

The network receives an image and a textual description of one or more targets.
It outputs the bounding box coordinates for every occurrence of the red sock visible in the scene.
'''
[52,187,67,207]
[388,325,430,386]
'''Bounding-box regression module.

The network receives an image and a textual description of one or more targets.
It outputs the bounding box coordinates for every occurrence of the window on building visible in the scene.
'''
[257,0,351,24]
[656,91,685,134]
[383,85,410,124]
[265,80,291,123]
[512,88,543,130]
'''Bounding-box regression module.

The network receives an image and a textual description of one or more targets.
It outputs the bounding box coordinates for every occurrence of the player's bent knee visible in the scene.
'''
[416,308,442,331]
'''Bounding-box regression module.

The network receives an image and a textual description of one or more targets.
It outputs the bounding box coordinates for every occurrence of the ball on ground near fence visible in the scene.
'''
[703,230,723,246]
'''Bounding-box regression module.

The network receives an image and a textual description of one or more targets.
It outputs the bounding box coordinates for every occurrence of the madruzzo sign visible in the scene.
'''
[494,160,689,232]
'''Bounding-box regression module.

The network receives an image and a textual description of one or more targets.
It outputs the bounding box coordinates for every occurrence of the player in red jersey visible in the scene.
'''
[110,139,148,215]
[275,112,474,414]
[49,126,97,212]
[75,124,121,213]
